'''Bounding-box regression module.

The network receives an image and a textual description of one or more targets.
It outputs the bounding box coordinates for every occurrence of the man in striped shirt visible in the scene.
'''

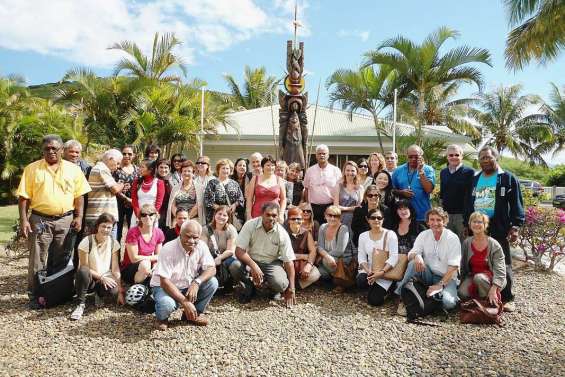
[85,149,124,237]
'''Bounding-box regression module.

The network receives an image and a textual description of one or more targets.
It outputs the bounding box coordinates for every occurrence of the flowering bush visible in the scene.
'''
[516,206,565,271]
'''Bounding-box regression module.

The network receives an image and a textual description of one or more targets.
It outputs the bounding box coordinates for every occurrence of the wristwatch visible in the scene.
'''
[287,287,296,293]
[438,280,445,288]
[193,278,202,286]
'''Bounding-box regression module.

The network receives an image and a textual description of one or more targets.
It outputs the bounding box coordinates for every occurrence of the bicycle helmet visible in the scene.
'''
[125,284,148,306]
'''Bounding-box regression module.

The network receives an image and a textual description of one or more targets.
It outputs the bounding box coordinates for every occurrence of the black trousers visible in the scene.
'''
[356,272,390,306]
[492,234,514,302]
[311,203,331,225]
[116,200,133,243]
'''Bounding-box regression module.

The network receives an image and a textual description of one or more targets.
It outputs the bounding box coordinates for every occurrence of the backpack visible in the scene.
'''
[35,229,78,308]
[401,278,443,322]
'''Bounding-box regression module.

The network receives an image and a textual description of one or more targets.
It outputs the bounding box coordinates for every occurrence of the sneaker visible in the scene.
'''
[503,301,516,312]
[397,302,407,317]
[28,298,42,310]
[154,319,168,331]
[271,293,283,301]
[70,304,85,321]
[180,313,209,326]
[94,293,104,308]
[237,280,255,304]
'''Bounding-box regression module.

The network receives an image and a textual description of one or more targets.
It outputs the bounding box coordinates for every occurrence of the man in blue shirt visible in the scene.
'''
[439,144,475,240]
[392,145,435,226]
[464,146,524,311]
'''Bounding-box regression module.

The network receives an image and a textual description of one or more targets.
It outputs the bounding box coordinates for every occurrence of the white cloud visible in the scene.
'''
[337,29,371,42]
[0,0,310,68]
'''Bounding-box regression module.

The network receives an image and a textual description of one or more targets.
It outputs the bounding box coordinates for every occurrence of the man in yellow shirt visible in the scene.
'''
[16,135,91,308]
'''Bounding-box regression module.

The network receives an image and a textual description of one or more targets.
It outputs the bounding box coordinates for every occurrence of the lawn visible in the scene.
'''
[0,205,18,245]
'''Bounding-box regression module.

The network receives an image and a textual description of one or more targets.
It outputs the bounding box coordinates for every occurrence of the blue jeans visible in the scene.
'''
[394,260,458,310]
[152,277,219,321]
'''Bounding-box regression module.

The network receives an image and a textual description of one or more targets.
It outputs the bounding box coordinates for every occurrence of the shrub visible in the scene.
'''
[547,165,565,187]
[515,207,565,271]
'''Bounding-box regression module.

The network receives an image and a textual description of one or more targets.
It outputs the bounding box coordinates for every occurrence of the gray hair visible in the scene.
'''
[406,144,423,156]
[180,219,202,234]
[478,145,499,160]
[446,144,463,154]
[42,134,63,146]
[261,201,281,214]
[102,149,123,162]
[385,151,398,158]
[63,139,83,151]
[249,152,263,161]
[316,144,329,153]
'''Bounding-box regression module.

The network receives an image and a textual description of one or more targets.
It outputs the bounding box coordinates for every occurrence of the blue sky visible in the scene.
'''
[1,0,563,162]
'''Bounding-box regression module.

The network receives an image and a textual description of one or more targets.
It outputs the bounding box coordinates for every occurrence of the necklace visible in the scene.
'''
[406,167,417,190]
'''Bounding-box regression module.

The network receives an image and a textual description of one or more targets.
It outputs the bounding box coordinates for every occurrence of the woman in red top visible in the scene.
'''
[459,211,507,306]
[246,155,286,223]
[122,204,165,284]
[131,159,166,224]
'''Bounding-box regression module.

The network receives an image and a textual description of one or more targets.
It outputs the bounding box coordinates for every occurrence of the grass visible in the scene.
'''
[0,205,18,245]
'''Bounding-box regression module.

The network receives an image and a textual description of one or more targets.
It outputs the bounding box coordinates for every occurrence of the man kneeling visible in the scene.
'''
[394,208,461,314]
[150,220,218,330]
[230,202,296,307]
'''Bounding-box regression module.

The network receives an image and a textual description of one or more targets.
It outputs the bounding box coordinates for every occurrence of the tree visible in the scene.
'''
[326,65,398,153]
[504,0,565,70]
[109,32,188,83]
[468,84,553,166]
[542,83,565,156]
[363,26,492,143]
[224,66,277,110]
[395,83,482,145]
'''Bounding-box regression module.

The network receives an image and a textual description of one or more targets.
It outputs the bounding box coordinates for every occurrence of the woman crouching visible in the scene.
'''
[71,213,124,320]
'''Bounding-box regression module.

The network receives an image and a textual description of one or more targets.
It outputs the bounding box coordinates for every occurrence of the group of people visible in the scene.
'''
[17,135,524,330]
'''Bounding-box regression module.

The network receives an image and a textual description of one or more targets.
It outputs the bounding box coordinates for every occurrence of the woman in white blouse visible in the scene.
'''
[357,207,398,306]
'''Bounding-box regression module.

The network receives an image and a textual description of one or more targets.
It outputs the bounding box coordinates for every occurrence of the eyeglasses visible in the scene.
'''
[366,194,379,199]
[471,220,484,225]
[196,161,208,165]
[289,218,303,222]
[448,154,460,157]
[140,213,156,217]
[326,213,340,218]
[369,215,384,221]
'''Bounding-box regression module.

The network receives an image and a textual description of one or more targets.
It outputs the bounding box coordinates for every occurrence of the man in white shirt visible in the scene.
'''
[384,151,398,174]
[150,220,218,330]
[302,144,342,224]
[231,202,296,307]
[393,207,461,312]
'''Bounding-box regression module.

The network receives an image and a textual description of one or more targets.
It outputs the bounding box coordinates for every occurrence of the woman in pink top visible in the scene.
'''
[246,155,287,223]
[122,204,164,284]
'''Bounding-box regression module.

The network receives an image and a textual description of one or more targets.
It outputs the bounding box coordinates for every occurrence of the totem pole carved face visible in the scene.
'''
[288,112,300,132]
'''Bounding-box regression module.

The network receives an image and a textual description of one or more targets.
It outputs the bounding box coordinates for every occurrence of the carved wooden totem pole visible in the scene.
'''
[279,40,308,169]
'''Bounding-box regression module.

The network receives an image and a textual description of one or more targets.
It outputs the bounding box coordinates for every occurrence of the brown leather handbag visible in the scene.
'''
[333,257,358,288]
[460,299,503,325]
[371,232,408,281]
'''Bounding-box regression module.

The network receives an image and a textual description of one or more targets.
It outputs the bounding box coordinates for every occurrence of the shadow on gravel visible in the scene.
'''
[0,272,27,296]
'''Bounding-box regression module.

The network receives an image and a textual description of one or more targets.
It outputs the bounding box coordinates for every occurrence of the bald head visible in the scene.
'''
[180,220,202,253]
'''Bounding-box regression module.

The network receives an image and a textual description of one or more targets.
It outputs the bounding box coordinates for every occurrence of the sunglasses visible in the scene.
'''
[289,218,303,222]
[366,194,379,199]
[326,213,340,218]
[140,213,156,217]
[359,165,368,168]
[448,154,460,157]
[196,161,208,165]
[369,215,384,221]
[302,209,312,213]
[173,159,182,163]
[43,146,60,151]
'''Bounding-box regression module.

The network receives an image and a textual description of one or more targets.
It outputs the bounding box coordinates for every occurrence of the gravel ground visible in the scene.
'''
[0,255,563,377]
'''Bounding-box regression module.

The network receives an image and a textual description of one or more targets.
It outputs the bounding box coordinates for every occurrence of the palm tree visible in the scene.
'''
[224,66,278,110]
[326,65,399,152]
[468,84,553,166]
[544,83,565,156]
[109,32,188,83]
[396,83,482,145]
[504,0,565,70]
[363,26,492,143]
